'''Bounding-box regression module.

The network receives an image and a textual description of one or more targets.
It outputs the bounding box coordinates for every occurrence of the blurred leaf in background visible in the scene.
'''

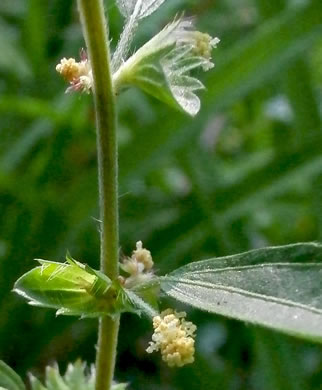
[0,0,321,389]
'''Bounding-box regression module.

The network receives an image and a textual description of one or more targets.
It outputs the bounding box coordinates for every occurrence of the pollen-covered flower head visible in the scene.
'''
[56,58,82,81]
[146,309,197,367]
[56,50,92,93]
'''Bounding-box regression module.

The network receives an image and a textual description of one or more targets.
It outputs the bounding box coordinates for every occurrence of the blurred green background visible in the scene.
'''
[0,0,322,389]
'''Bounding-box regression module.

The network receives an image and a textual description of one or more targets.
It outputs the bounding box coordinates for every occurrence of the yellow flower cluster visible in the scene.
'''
[56,58,82,81]
[146,309,197,367]
[56,52,92,93]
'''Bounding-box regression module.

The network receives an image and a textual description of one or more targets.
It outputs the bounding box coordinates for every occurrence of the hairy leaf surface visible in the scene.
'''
[161,243,322,341]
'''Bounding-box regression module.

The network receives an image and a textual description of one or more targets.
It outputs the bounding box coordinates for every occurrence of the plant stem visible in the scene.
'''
[77,1,119,390]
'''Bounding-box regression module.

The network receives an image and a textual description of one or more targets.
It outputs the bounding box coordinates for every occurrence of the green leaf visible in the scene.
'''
[116,0,167,19]
[0,361,25,390]
[130,47,206,116]
[161,243,322,342]
[14,258,137,318]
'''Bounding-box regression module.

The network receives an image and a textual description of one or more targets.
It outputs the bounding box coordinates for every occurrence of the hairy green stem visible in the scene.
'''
[77,1,119,390]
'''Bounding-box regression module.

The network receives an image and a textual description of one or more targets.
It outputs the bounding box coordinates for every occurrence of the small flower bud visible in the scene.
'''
[132,241,154,271]
[146,309,197,367]
[192,33,220,70]
[176,29,220,71]
[121,241,155,288]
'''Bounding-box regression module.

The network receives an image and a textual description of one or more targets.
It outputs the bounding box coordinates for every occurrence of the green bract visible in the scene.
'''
[29,361,128,390]
[13,254,157,318]
[0,360,127,390]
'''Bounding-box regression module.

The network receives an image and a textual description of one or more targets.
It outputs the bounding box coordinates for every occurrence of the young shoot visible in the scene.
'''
[56,12,219,116]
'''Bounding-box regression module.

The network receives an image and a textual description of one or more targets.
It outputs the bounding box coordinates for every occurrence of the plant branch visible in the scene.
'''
[77,1,119,390]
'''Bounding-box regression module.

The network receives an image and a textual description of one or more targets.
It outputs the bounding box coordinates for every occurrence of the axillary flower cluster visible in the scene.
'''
[56,49,92,93]
[121,242,197,367]
[146,309,197,367]
[120,241,154,288]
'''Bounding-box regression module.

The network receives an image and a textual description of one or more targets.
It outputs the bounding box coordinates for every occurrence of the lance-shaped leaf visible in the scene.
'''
[113,19,219,116]
[14,257,137,318]
[0,361,25,390]
[161,242,322,342]
[116,0,167,20]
